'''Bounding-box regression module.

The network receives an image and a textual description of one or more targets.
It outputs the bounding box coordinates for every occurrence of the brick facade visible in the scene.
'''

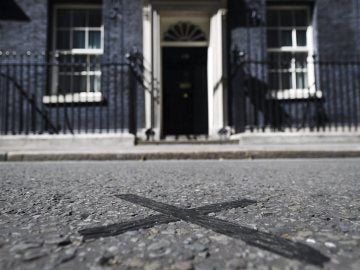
[0,0,359,135]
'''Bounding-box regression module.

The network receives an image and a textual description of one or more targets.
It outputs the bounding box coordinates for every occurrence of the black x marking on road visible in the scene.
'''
[79,194,330,267]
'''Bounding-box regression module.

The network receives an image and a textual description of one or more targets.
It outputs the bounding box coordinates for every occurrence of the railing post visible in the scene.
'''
[128,64,137,137]
[231,48,246,133]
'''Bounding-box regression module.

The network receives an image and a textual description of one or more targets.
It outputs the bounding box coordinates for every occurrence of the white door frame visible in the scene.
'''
[143,1,227,138]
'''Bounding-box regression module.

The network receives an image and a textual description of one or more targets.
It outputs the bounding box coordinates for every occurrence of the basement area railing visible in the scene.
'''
[231,53,360,133]
[0,51,143,136]
[1,51,359,136]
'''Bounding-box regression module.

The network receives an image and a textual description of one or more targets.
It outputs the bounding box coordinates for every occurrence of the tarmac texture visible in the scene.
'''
[0,159,359,270]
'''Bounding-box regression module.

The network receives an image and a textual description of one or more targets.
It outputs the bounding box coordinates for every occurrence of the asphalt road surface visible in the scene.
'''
[0,159,359,270]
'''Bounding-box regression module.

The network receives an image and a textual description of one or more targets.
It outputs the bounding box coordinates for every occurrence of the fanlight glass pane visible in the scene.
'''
[89,31,101,49]
[164,21,206,42]
[73,31,86,49]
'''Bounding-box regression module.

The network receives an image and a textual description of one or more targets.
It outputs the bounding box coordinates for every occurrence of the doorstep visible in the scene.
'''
[0,133,136,152]
[234,131,360,145]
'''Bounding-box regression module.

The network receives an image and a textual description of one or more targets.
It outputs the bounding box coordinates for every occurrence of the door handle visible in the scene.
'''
[182,92,189,99]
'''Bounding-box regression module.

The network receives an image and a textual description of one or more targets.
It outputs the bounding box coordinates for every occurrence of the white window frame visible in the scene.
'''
[267,6,321,100]
[46,4,104,103]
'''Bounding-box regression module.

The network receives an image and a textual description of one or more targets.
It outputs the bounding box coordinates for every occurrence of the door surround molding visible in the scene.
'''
[143,0,227,138]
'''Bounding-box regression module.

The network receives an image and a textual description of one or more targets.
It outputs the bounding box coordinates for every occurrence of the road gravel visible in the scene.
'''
[0,159,359,269]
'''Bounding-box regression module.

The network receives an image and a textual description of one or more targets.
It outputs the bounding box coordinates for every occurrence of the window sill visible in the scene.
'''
[43,92,103,104]
[267,89,323,100]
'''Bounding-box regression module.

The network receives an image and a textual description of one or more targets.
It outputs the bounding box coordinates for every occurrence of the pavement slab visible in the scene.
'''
[0,159,359,270]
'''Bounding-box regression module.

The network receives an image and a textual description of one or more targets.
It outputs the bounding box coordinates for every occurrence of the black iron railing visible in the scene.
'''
[231,54,360,133]
[1,51,359,136]
[0,51,143,135]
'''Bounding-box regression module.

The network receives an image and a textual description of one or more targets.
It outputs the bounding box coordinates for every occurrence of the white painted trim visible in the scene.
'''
[52,5,104,52]
[43,92,103,104]
[143,3,153,131]
[268,89,322,100]
[267,6,315,95]
[208,9,226,135]
[153,10,162,138]
[161,41,208,47]
[59,49,104,55]
[51,4,104,96]
[143,1,226,137]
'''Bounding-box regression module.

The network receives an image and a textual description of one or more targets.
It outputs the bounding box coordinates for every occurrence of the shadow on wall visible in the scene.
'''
[0,0,30,21]
[234,63,291,131]
[229,0,329,132]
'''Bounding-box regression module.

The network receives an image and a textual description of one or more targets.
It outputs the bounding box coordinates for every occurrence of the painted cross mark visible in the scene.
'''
[79,194,330,267]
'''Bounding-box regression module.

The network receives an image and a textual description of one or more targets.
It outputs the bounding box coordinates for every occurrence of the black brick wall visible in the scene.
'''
[227,0,360,131]
[0,0,144,134]
[228,0,360,60]
[0,0,359,134]
[315,0,360,58]
[0,0,48,53]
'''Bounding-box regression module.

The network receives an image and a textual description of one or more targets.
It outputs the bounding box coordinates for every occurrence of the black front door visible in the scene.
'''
[162,47,208,136]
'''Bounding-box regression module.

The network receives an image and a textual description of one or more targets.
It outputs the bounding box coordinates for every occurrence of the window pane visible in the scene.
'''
[58,75,71,94]
[294,10,308,26]
[56,9,71,28]
[58,54,72,63]
[73,55,87,72]
[73,31,86,49]
[267,30,279,48]
[58,55,72,72]
[281,72,292,89]
[296,30,307,46]
[268,53,281,69]
[89,31,101,49]
[267,10,278,27]
[73,10,87,27]
[73,75,87,93]
[280,53,292,69]
[90,75,101,92]
[89,10,102,27]
[296,72,308,89]
[295,53,308,68]
[269,72,280,90]
[280,30,292,46]
[56,30,70,50]
[279,10,293,27]
[89,55,102,71]
[268,53,292,69]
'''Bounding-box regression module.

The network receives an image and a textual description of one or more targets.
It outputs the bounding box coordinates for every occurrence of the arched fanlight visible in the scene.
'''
[164,21,207,42]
